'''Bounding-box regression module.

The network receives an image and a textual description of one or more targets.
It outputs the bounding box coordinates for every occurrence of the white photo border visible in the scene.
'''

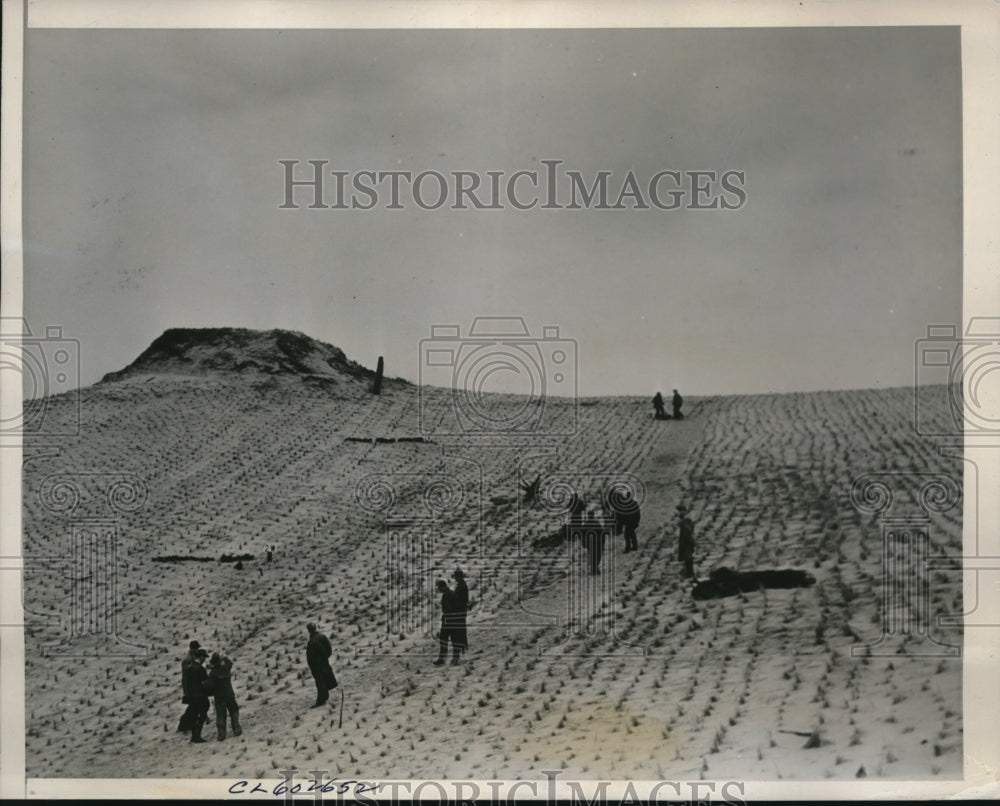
[2,0,998,800]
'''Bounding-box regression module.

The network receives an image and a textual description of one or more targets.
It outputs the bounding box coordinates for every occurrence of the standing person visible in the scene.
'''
[305,623,338,708]
[451,569,470,664]
[434,580,461,666]
[208,652,242,740]
[613,499,641,554]
[177,640,202,733]
[672,389,684,420]
[562,493,587,544]
[652,392,666,420]
[182,648,211,743]
[181,640,201,672]
[677,504,695,579]
[583,510,605,576]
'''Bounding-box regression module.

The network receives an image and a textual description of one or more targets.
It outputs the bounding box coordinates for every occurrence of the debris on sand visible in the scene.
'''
[692,567,816,600]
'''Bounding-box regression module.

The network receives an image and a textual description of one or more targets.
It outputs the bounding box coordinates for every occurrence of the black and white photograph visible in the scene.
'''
[2,0,999,800]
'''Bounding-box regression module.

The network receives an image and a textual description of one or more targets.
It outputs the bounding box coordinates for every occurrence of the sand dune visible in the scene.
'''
[21,332,962,781]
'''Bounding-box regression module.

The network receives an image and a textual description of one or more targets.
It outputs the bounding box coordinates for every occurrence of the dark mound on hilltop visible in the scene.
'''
[100,327,386,384]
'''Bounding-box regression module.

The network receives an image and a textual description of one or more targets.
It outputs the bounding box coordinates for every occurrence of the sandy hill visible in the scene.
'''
[21,331,963,783]
[99,327,392,390]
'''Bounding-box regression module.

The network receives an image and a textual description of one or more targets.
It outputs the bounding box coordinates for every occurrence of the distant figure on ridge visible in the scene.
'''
[434,579,463,666]
[677,504,695,579]
[208,652,242,740]
[182,648,211,743]
[672,389,684,420]
[652,392,666,420]
[305,622,338,707]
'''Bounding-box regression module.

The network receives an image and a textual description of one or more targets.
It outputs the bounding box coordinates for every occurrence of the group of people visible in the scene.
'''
[571,499,695,577]
[428,500,698,664]
[176,508,691,719]
[179,510,696,690]
[178,622,343,741]
[652,389,684,420]
[178,640,242,743]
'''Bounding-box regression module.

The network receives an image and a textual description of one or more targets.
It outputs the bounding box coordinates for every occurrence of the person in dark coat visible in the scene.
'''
[677,504,695,578]
[560,492,587,543]
[608,491,641,554]
[434,580,462,666]
[177,640,202,733]
[672,389,684,420]
[618,506,641,553]
[582,510,605,576]
[182,648,211,743]
[306,623,337,707]
[208,652,242,740]
[181,640,201,672]
[451,568,470,663]
[652,392,666,419]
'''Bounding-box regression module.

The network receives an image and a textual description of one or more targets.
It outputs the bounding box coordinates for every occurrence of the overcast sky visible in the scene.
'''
[23,26,961,397]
